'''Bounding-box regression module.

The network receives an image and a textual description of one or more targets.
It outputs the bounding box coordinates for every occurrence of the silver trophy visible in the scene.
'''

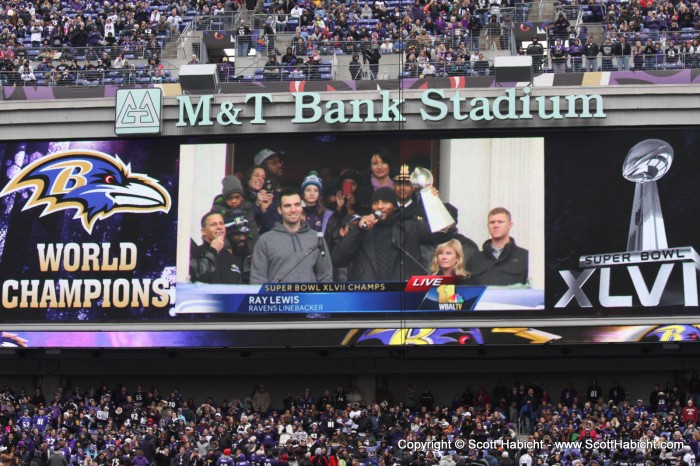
[410,167,455,232]
[622,139,674,252]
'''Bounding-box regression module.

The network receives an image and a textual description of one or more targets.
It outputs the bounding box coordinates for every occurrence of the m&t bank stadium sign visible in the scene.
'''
[172,88,605,127]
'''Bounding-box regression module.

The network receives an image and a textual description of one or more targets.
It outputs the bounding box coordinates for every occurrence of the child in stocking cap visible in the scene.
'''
[301,171,333,234]
[212,175,260,251]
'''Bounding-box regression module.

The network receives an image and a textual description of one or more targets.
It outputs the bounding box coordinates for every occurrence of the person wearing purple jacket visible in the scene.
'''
[33,409,50,433]
[410,0,425,22]
[217,450,235,466]
[569,38,584,72]
[133,450,150,466]
[261,426,277,450]
[52,438,71,462]
[235,453,250,466]
[249,447,267,466]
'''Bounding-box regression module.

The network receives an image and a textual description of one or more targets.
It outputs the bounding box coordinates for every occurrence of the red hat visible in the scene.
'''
[223,449,231,456]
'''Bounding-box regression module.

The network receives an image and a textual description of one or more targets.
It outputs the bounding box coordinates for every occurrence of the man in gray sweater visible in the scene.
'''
[251,188,333,283]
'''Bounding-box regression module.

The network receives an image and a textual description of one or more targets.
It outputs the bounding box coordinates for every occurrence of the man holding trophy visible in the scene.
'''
[396,164,478,265]
[332,165,473,282]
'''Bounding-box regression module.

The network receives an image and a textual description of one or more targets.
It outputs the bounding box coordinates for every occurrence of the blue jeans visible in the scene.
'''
[617,55,629,71]
[586,56,597,71]
[572,57,582,72]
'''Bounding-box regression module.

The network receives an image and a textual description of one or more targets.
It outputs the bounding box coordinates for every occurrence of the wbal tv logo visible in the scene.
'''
[115,89,162,135]
[437,285,465,310]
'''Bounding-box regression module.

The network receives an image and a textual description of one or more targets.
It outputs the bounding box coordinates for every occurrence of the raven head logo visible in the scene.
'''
[0,149,171,234]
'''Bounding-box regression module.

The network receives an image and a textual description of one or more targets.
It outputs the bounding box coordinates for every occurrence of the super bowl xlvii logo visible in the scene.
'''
[556,139,700,308]
[115,89,162,135]
[0,150,171,234]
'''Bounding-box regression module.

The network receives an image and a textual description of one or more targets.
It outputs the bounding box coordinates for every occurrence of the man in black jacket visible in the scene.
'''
[583,36,600,71]
[189,211,243,284]
[525,36,544,73]
[467,207,528,286]
[614,35,632,71]
[332,188,447,281]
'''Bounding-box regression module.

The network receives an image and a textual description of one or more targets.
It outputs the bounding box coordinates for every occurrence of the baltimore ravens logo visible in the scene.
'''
[0,149,171,234]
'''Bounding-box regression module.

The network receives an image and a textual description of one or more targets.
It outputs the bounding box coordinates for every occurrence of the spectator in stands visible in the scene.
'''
[114,53,127,69]
[252,386,271,413]
[643,39,656,70]
[19,59,35,84]
[379,37,393,54]
[362,47,381,79]
[306,49,322,80]
[124,64,139,85]
[526,36,544,72]
[615,35,631,71]
[633,40,644,69]
[263,54,282,80]
[467,207,528,286]
[609,380,626,404]
[600,38,615,71]
[167,8,183,35]
[583,36,600,71]
[448,55,469,76]
[250,187,332,284]
[665,41,680,67]
[217,56,235,82]
[282,47,298,66]
[569,38,583,72]
[553,12,570,41]
[485,14,500,50]
[473,53,490,75]
[677,41,690,68]
[349,53,363,79]
[236,20,251,57]
[421,59,437,77]
[689,40,700,68]
[550,38,567,73]
[156,17,171,39]
[262,22,276,56]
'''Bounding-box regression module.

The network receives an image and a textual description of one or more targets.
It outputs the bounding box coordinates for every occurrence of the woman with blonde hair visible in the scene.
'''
[430,239,470,283]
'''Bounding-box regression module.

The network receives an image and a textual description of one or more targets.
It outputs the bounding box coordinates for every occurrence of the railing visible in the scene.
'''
[7,52,700,87]
[177,19,195,60]
[2,66,180,87]
[190,12,247,31]
[558,5,581,21]
[223,59,498,83]
[12,44,163,64]
[178,7,534,37]
[602,29,700,44]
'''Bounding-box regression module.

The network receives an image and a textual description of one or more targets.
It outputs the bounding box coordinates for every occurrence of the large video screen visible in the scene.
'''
[0,128,698,331]
[546,130,700,314]
[175,136,545,319]
[3,324,700,348]
[0,140,178,322]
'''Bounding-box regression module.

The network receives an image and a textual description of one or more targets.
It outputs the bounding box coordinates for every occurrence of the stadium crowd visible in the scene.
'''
[581,0,700,71]
[1,377,700,466]
[0,0,698,86]
[0,0,186,85]
[248,0,525,80]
